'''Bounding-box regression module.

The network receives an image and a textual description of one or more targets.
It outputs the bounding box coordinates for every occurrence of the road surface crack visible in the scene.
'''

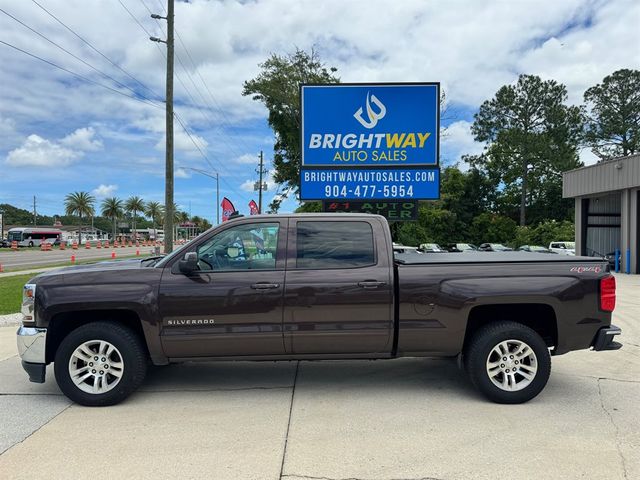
[282,475,444,480]
[0,402,71,456]
[597,378,629,479]
[279,360,300,480]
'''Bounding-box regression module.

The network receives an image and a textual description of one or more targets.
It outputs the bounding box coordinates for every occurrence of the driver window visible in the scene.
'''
[196,222,279,271]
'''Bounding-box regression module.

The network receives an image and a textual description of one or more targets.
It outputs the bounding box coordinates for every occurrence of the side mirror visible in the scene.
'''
[178,251,198,275]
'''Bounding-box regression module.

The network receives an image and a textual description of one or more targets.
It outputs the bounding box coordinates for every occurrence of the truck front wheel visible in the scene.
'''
[54,321,147,406]
[464,321,551,404]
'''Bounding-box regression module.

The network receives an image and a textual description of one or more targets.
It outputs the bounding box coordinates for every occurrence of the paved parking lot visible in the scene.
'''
[0,274,638,480]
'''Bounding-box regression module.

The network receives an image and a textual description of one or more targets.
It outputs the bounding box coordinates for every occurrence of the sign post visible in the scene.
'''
[300,83,440,202]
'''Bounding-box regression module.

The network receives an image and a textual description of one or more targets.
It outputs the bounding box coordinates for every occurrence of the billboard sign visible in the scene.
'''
[323,200,419,221]
[300,83,439,201]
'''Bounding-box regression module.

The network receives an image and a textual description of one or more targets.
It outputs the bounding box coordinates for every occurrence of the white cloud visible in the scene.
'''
[5,134,81,167]
[175,168,191,178]
[579,148,600,166]
[0,114,16,137]
[441,120,485,167]
[234,153,259,165]
[240,179,256,193]
[61,127,103,151]
[92,184,118,197]
[155,131,209,154]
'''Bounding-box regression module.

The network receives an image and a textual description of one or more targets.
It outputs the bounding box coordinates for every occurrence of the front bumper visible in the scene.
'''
[16,326,47,383]
[592,325,622,351]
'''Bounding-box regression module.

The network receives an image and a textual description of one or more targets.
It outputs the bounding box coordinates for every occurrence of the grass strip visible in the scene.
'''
[0,273,38,315]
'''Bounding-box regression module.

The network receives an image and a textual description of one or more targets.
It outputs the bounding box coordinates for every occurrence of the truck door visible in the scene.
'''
[284,218,393,354]
[158,219,287,358]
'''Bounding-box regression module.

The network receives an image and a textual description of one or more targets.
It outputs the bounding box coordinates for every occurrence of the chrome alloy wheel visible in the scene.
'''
[68,340,124,394]
[486,339,538,392]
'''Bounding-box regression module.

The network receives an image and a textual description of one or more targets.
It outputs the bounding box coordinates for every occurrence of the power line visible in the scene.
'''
[0,6,162,107]
[173,112,239,193]
[142,3,252,159]
[31,0,162,102]
[0,39,162,110]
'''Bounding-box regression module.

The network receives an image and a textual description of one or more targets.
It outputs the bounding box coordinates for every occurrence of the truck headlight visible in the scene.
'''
[21,284,37,324]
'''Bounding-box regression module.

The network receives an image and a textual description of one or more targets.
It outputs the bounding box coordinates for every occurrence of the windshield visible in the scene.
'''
[565,242,576,250]
[8,231,22,241]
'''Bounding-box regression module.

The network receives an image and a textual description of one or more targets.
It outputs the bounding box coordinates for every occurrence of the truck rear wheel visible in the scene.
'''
[54,321,147,406]
[464,321,551,404]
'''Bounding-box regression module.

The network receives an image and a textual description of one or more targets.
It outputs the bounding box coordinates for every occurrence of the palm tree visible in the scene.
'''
[178,211,190,224]
[101,197,124,240]
[64,191,95,244]
[125,196,145,240]
[145,201,164,237]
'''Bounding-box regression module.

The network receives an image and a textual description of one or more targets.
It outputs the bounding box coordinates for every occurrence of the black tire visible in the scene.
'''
[28,241,34,247]
[464,321,551,404]
[54,321,147,406]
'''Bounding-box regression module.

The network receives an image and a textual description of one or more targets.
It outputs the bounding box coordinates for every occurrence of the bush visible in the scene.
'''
[470,213,517,245]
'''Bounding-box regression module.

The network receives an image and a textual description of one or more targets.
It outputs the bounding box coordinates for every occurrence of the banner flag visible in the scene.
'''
[248,200,259,215]
[221,197,236,222]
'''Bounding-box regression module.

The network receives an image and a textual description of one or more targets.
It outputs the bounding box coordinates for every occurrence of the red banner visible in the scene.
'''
[249,200,259,215]
[221,197,236,222]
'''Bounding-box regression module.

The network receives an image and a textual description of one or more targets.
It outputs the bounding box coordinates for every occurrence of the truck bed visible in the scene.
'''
[394,252,604,265]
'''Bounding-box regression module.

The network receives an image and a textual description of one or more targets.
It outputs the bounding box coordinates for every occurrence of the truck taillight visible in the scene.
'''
[600,276,616,312]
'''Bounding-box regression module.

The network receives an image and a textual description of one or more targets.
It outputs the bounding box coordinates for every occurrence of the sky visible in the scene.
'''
[0,0,639,224]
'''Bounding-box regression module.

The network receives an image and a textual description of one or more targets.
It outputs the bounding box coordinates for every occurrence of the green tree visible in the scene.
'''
[470,213,517,245]
[583,68,640,160]
[295,202,322,213]
[64,192,95,244]
[144,201,164,233]
[471,74,583,226]
[440,165,499,231]
[178,211,190,224]
[125,196,145,239]
[200,218,212,231]
[101,197,124,240]
[243,48,340,212]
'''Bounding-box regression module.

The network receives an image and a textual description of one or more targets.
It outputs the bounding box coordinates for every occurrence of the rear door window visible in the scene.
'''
[296,221,375,269]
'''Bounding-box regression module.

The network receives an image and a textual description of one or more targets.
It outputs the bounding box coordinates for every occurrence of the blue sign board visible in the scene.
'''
[300,168,439,201]
[301,83,439,167]
[300,83,440,201]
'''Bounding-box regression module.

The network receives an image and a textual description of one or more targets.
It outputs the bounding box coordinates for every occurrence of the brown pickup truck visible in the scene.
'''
[17,214,621,406]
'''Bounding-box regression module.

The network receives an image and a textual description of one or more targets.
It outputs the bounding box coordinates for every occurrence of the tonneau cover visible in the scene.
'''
[395,252,604,265]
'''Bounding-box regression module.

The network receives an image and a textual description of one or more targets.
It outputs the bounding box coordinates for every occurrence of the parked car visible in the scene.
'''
[517,245,555,254]
[17,214,621,406]
[549,241,576,256]
[445,243,478,252]
[392,243,422,255]
[604,251,618,269]
[0,238,10,248]
[419,243,445,252]
[478,243,513,252]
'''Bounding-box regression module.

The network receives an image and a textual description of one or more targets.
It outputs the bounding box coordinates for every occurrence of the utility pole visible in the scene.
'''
[257,151,266,213]
[151,0,174,253]
[183,167,220,224]
[33,196,36,226]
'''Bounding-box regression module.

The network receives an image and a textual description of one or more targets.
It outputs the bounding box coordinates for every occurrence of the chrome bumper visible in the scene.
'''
[17,326,47,363]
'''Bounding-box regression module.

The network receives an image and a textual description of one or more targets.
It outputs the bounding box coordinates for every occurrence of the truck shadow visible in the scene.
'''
[141,357,479,399]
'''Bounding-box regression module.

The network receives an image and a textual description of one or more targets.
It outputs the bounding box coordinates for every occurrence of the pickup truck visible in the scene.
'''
[17,214,622,406]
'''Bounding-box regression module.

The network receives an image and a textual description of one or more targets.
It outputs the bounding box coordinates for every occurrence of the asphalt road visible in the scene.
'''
[0,274,638,480]
[0,245,157,270]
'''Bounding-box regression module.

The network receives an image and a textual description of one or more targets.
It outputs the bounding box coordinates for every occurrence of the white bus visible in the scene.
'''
[7,227,63,247]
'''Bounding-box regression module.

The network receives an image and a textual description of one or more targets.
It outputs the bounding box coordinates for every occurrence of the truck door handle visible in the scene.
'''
[251,283,280,290]
[358,281,387,289]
